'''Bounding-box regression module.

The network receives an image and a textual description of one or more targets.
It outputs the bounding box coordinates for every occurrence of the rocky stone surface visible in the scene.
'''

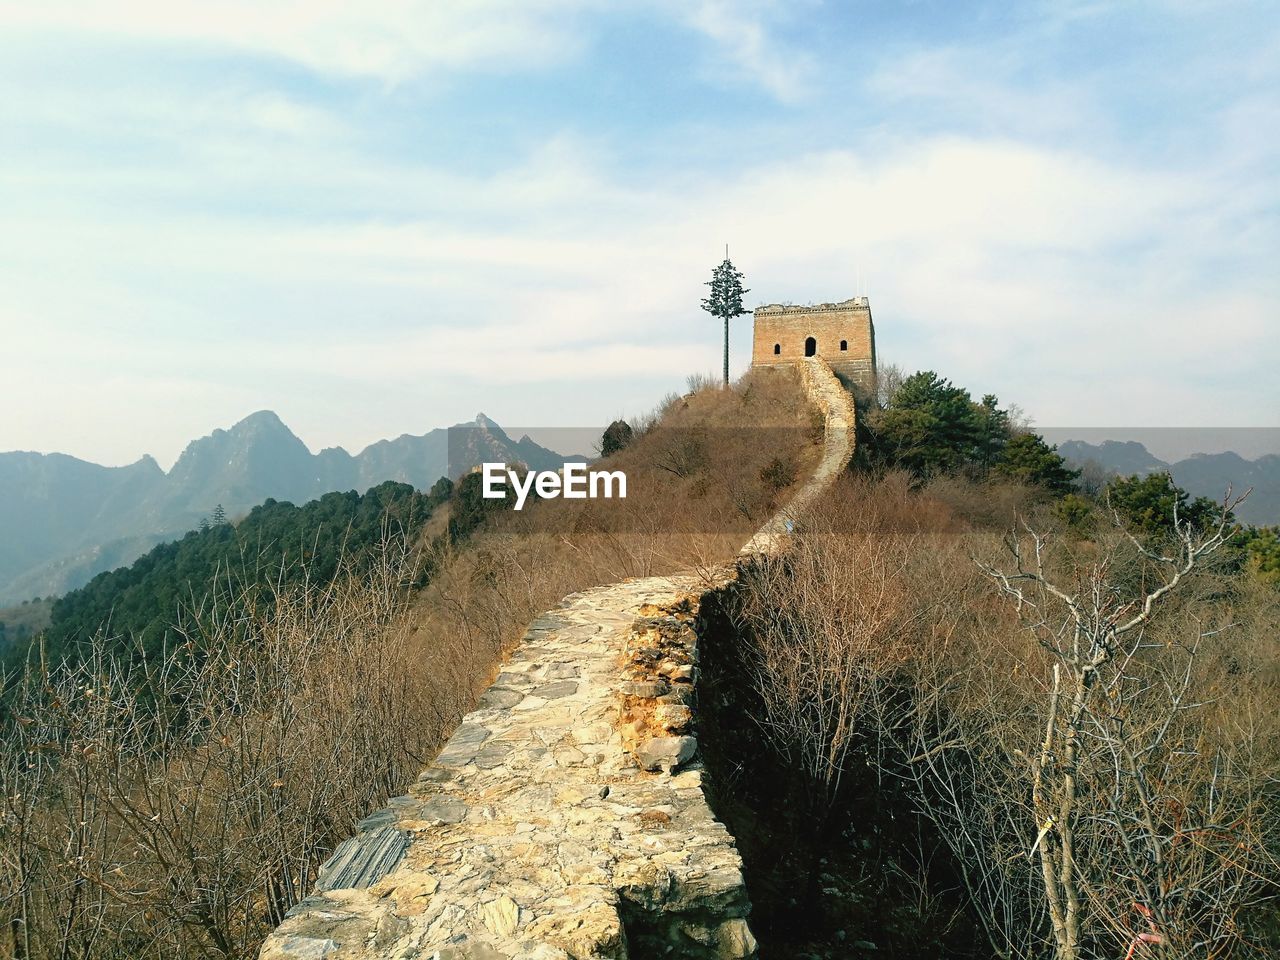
[740,357,857,557]
[259,359,855,960]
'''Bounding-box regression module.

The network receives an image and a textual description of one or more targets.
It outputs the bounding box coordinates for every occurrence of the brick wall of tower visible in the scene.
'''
[751,299,876,393]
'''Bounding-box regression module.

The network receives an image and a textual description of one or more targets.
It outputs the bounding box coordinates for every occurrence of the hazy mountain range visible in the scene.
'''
[1059,440,1280,526]
[0,411,567,604]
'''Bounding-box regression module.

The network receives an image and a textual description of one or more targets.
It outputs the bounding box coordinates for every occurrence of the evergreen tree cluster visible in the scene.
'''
[869,369,1277,586]
[601,420,634,458]
[32,481,450,664]
[0,621,31,650]
[869,370,1073,489]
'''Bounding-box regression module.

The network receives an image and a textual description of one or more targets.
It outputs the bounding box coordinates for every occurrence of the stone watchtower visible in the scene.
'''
[751,297,877,394]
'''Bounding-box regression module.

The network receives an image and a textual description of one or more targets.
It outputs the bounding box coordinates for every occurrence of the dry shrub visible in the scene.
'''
[0,534,447,959]
[924,473,1043,530]
[407,366,822,690]
[740,472,968,801]
[0,365,825,960]
[685,371,722,393]
[741,473,1280,959]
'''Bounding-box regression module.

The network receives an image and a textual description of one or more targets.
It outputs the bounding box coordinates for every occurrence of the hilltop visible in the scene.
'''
[0,365,824,959]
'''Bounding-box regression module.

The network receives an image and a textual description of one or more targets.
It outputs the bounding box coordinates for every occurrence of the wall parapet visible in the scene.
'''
[260,359,855,960]
[753,297,870,315]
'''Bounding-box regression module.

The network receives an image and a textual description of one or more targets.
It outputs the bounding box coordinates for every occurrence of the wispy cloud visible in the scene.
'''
[0,0,598,82]
[8,127,1273,458]
[0,1,1275,466]
[675,0,817,101]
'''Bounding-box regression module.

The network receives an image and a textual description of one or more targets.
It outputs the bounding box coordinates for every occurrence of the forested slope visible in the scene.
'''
[29,480,447,665]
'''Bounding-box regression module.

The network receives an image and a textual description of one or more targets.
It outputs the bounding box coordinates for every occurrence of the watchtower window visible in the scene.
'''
[804,336,817,357]
[840,339,848,351]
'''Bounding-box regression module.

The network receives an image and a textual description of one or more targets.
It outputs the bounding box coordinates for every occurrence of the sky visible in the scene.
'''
[1,0,1277,469]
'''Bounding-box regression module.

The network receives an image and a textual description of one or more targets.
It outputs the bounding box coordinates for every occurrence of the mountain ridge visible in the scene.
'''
[0,411,569,604]
[1059,439,1280,526]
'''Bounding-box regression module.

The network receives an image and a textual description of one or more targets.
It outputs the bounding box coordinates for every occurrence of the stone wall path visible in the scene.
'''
[260,359,856,960]
[740,357,856,556]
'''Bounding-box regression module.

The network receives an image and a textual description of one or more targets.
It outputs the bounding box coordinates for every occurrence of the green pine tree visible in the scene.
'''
[1106,472,1224,540]
[874,371,985,476]
[601,420,634,457]
[994,433,1080,495]
[700,252,750,386]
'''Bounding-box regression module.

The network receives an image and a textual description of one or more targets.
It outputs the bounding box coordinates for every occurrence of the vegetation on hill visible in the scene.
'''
[701,364,1280,960]
[0,366,821,960]
[865,364,1278,586]
[1238,525,1280,586]
[2,542,435,959]
[0,411,564,605]
[29,481,446,666]
[6,359,1271,960]
[0,598,53,651]
[405,367,821,674]
[1059,439,1280,528]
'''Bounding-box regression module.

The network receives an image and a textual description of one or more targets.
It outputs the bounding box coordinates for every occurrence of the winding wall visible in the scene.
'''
[260,358,856,960]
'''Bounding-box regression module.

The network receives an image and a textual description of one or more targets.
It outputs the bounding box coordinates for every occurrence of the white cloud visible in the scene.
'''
[0,0,830,106]
[0,0,597,82]
[5,124,1276,467]
[1,2,1275,466]
[866,47,1100,141]
[675,0,816,101]
[242,92,343,138]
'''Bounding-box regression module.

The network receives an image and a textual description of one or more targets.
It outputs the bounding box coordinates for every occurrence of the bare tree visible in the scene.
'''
[0,533,437,959]
[874,362,905,409]
[738,474,962,812]
[962,490,1272,960]
[739,475,1279,959]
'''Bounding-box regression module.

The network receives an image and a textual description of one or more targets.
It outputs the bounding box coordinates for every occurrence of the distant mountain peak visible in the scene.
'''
[230,410,290,432]
[167,410,312,493]
[1186,450,1248,464]
[1059,439,1167,475]
[128,454,164,476]
[1059,438,1278,527]
[0,410,574,604]
[472,412,512,443]
[1098,440,1150,452]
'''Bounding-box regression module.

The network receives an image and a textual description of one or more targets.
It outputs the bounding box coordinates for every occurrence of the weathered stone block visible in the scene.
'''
[436,723,491,767]
[715,918,758,959]
[525,904,626,960]
[652,703,693,733]
[620,679,669,698]
[259,935,339,960]
[662,663,695,682]
[635,736,697,773]
[480,895,521,939]
[315,826,410,892]
[532,680,579,699]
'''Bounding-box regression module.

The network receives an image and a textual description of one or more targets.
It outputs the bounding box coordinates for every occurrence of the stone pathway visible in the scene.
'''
[740,357,857,556]
[260,359,856,960]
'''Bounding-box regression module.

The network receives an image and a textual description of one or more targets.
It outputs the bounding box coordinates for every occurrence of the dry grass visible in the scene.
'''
[0,364,825,960]
[737,473,1280,959]
[406,365,822,704]
[0,535,448,959]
